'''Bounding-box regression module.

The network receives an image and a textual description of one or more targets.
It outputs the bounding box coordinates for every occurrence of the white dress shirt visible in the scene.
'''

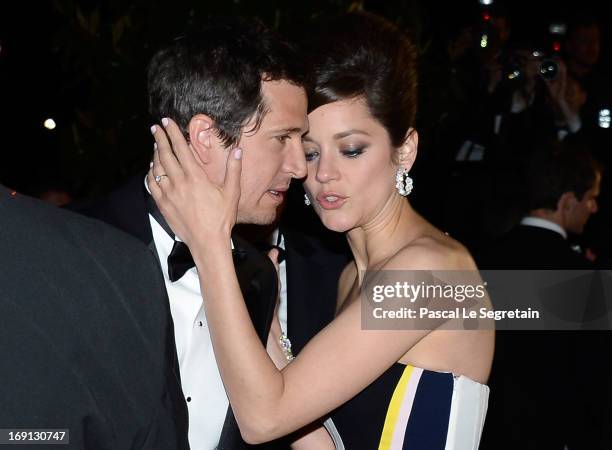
[520,216,567,239]
[150,216,228,450]
[146,194,289,448]
[270,229,288,334]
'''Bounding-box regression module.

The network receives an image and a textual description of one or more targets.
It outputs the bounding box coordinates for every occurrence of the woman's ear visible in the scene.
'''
[188,114,216,165]
[397,128,418,170]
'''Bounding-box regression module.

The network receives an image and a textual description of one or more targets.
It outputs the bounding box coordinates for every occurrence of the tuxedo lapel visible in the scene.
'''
[218,235,278,449]
[72,176,279,448]
[282,226,350,355]
[285,241,326,353]
[232,236,277,342]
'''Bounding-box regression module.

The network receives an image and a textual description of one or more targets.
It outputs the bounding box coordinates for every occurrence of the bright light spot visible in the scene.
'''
[479,0,493,5]
[508,70,520,80]
[480,34,488,48]
[599,109,611,129]
[549,23,567,35]
[43,118,56,130]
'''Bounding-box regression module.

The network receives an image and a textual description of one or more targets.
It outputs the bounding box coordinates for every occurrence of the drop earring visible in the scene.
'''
[395,167,413,196]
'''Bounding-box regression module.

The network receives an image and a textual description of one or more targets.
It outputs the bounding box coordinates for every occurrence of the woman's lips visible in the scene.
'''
[316,192,347,210]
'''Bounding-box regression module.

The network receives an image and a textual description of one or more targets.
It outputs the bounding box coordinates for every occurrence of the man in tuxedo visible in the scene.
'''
[72,19,327,449]
[0,186,189,449]
[480,144,601,269]
[479,144,607,449]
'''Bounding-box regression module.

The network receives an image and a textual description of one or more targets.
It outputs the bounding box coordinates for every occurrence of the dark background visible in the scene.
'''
[0,0,610,198]
[2,3,611,448]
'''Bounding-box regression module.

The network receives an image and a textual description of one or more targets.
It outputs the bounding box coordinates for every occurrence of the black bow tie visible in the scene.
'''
[167,240,247,282]
[145,191,246,282]
[167,241,193,282]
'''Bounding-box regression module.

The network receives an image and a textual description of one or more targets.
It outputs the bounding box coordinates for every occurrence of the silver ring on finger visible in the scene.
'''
[155,174,168,184]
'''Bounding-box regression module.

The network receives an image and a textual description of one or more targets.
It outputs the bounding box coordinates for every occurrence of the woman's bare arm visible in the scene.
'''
[265,251,335,449]
[149,119,461,444]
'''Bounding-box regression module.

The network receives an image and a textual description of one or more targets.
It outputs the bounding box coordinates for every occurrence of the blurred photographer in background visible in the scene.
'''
[489,37,586,151]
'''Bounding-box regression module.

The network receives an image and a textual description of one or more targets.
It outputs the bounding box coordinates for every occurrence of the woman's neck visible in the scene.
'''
[346,195,422,283]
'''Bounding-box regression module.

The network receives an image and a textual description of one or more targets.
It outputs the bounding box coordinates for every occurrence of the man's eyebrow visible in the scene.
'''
[333,129,370,139]
[270,127,305,134]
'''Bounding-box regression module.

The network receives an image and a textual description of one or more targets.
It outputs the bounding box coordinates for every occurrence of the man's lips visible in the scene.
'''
[266,188,288,202]
[316,192,347,210]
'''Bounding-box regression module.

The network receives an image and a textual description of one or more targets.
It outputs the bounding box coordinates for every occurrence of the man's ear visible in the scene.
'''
[558,191,578,214]
[397,128,419,171]
[188,114,217,165]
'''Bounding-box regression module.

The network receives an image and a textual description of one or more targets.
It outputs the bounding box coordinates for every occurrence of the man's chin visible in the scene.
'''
[237,209,279,226]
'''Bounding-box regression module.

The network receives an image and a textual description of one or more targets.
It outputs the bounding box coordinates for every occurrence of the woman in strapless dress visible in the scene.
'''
[149,11,494,449]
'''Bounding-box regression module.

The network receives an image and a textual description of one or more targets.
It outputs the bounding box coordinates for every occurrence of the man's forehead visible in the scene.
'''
[261,79,306,104]
[259,80,308,131]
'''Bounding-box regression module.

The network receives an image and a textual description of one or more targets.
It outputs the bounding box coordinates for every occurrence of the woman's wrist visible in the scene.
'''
[191,237,233,267]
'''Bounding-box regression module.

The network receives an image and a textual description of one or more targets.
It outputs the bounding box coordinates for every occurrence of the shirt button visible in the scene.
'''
[197,321,203,327]
[186,396,192,402]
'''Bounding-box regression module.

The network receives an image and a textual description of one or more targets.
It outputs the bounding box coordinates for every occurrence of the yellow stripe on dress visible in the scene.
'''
[378,365,415,450]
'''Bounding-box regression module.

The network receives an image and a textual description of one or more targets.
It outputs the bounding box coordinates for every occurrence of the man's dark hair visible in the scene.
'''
[302,12,418,148]
[566,12,601,40]
[526,142,601,211]
[147,18,303,148]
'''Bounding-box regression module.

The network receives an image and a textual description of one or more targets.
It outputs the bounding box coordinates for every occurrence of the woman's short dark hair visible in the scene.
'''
[303,13,418,148]
[147,18,303,148]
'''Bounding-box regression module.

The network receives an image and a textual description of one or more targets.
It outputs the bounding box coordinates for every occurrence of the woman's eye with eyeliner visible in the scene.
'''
[342,147,365,158]
[305,150,319,162]
[276,135,289,143]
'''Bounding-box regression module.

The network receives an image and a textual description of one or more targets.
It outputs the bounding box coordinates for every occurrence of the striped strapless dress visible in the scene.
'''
[327,363,489,449]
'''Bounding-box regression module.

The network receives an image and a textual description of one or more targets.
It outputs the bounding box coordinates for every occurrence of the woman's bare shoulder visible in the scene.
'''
[336,261,357,312]
[385,228,477,271]
[339,261,357,286]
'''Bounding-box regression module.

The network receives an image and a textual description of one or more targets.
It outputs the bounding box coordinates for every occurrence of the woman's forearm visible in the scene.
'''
[266,316,335,449]
[290,425,336,449]
[192,242,286,443]
[188,240,432,444]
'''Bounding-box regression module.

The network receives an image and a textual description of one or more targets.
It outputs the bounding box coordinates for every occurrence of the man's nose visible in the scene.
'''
[284,140,307,179]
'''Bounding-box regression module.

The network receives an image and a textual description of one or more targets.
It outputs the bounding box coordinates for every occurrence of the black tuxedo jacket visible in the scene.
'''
[0,186,189,449]
[71,175,278,449]
[477,225,611,450]
[478,224,592,269]
[281,225,351,356]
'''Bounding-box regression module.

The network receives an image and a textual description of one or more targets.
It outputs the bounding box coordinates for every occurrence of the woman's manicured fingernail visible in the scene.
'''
[161,118,169,127]
[153,142,157,150]
[234,148,242,160]
[149,161,154,168]
[150,125,157,134]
